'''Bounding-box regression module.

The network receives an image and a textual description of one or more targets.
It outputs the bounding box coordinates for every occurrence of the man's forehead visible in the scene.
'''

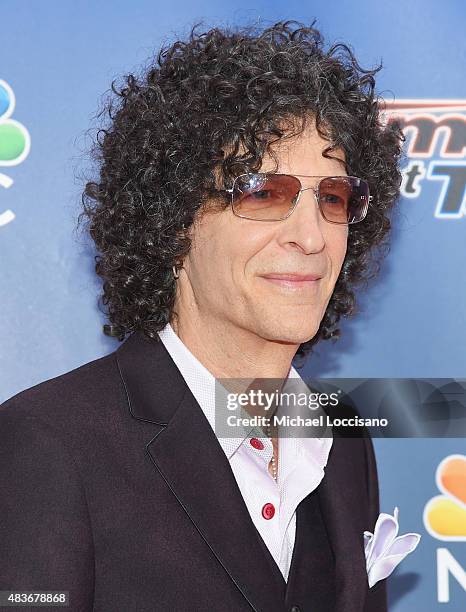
[230,120,345,170]
[210,117,347,192]
[260,143,347,174]
[263,120,346,167]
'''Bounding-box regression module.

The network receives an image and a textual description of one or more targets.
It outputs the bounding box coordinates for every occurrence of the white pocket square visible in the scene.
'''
[363,507,421,588]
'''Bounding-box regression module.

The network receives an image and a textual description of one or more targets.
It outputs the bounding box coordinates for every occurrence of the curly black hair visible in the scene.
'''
[78,18,404,361]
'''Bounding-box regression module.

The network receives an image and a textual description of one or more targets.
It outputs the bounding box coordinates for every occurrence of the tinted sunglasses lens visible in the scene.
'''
[318,176,369,224]
[232,174,301,220]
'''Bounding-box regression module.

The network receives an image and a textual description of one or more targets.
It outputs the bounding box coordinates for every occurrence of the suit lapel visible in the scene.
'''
[116,331,286,612]
[116,330,370,612]
[315,434,369,611]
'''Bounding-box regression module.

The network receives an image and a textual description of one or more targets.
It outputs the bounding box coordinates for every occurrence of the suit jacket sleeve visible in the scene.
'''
[0,399,94,612]
[363,433,388,612]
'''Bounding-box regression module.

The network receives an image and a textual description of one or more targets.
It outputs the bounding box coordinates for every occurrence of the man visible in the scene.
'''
[0,20,405,611]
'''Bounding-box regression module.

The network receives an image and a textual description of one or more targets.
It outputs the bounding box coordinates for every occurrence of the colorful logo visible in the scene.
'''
[0,79,30,166]
[382,100,466,219]
[423,454,466,541]
[0,79,30,227]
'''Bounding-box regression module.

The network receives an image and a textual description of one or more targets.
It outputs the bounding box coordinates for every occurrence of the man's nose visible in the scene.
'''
[280,188,326,254]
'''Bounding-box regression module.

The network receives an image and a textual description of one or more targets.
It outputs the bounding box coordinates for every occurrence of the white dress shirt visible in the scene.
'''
[157,322,333,582]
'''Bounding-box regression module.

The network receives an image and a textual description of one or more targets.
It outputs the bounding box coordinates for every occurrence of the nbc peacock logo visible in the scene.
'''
[0,78,31,227]
[423,454,466,541]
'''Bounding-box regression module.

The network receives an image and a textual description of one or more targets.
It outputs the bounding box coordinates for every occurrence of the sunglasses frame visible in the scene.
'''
[223,173,372,225]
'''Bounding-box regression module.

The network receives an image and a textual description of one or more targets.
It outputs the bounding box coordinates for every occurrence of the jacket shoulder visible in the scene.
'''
[0,346,124,427]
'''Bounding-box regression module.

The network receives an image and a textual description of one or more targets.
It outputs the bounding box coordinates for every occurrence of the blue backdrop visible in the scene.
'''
[1,2,465,609]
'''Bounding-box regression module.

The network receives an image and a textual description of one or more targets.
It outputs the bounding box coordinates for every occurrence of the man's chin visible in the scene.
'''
[256,322,319,346]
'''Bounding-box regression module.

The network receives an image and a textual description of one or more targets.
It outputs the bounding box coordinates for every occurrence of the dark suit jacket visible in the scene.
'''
[0,331,387,612]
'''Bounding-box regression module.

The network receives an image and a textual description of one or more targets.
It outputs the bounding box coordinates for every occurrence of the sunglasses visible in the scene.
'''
[222,173,372,225]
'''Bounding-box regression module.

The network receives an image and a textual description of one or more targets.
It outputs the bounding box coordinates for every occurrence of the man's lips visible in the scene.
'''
[259,272,324,288]
[260,273,323,281]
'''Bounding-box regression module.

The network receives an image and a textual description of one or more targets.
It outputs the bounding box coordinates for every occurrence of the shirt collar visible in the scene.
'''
[157,322,332,464]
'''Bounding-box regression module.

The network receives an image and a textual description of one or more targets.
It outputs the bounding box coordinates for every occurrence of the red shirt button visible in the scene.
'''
[250,437,264,450]
[262,503,275,520]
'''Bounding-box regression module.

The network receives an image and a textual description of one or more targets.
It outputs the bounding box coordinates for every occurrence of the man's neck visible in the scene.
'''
[170,314,298,382]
